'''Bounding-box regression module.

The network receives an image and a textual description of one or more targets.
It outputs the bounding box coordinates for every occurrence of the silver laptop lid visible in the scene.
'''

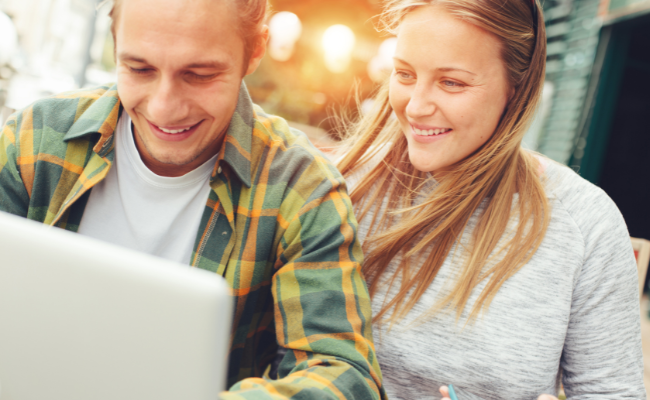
[0,211,231,400]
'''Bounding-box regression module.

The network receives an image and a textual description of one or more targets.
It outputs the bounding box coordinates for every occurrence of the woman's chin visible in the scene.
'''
[408,149,444,174]
[409,158,439,174]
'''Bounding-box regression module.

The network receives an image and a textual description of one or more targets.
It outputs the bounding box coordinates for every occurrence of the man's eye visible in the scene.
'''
[129,67,152,74]
[189,73,217,82]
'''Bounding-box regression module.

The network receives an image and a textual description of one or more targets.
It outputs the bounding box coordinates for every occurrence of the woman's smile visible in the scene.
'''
[410,124,453,143]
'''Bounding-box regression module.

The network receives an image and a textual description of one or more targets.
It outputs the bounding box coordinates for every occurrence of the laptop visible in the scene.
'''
[0,211,232,400]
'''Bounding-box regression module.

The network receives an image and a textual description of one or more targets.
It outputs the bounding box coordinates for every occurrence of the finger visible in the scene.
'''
[439,386,450,397]
[537,395,559,400]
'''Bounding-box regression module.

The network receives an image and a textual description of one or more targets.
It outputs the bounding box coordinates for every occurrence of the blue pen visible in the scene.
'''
[448,384,459,400]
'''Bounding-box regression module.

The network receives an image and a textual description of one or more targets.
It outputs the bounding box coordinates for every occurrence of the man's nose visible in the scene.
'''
[405,83,437,119]
[146,77,189,124]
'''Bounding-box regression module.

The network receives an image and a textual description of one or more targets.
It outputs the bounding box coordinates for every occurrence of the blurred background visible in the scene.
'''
[1,1,650,262]
[1,0,650,248]
[4,0,648,242]
[1,0,650,393]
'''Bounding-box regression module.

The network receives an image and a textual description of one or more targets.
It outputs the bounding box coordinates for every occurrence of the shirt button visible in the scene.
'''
[218,166,222,174]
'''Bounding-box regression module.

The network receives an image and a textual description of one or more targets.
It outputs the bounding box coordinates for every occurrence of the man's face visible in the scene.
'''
[115,0,265,177]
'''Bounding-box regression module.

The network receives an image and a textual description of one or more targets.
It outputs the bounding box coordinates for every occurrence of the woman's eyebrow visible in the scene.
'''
[437,67,477,76]
[393,56,477,76]
[393,56,411,66]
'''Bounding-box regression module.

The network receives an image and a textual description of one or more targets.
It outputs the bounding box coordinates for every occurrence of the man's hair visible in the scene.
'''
[107,0,270,67]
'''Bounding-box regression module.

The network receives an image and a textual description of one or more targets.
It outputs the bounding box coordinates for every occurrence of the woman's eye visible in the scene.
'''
[442,80,465,88]
[395,70,413,80]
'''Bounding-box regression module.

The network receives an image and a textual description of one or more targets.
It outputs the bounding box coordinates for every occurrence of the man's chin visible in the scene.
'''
[151,154,195,166]
[135,130,219,176]
[137,149,208,176]
[151,152,205,168]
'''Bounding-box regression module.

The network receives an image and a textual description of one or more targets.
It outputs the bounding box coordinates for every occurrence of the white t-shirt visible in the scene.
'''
[78,112,217,264]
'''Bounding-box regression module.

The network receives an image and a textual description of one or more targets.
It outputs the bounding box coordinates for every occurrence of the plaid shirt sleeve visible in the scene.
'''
[0,110,30,216]
[1,86,386,400]
[221,111,385,400]
[0,87,118,226]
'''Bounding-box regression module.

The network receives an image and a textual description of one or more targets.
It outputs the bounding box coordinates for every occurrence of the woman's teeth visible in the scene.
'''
[413,127,452,136]
[158,126,192,134]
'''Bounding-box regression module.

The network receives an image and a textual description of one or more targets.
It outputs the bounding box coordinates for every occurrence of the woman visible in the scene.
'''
[337,0,645,399]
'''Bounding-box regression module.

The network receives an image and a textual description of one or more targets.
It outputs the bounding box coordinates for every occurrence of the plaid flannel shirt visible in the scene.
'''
[0,83,385,400]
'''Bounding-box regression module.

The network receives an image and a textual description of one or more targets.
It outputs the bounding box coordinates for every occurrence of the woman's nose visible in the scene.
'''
[406,84,437,119]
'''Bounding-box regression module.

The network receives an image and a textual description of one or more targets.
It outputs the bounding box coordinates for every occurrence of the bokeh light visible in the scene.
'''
[0,11,17,65]
[367,37,396,83]
[322,24,356,74]
[268,12,302,62]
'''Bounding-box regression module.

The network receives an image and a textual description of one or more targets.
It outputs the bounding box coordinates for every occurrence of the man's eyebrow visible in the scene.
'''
[118,53,230,70]
[118,53,149,64]
[185,60,230,70]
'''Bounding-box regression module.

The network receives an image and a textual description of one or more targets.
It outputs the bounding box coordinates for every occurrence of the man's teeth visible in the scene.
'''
[413,127,452,136]
[158,126,192,134]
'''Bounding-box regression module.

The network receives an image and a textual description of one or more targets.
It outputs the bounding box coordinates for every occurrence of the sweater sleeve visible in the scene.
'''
[560,185,646,399]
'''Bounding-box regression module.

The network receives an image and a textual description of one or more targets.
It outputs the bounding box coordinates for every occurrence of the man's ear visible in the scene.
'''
[245,25,269,76]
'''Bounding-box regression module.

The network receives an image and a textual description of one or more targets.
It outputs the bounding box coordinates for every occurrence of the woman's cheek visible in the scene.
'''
[388,84,409,120]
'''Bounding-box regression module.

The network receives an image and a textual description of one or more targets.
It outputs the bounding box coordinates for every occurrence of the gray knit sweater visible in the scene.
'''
[350,160,645,400]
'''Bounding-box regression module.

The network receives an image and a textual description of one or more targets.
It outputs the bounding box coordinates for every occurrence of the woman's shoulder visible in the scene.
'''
[541,157,629,249]
[542,158,616,211]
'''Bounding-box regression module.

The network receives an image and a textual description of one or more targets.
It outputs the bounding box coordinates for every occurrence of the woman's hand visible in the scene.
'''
[438,386,560,400]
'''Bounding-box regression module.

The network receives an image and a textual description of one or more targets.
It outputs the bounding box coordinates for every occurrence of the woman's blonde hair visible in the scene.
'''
[337,0,550,324]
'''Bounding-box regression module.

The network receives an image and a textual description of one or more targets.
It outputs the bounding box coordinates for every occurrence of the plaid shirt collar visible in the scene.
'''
[62,82,255,188]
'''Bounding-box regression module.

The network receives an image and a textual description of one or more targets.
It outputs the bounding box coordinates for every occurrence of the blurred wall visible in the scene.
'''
[0,0,114,110]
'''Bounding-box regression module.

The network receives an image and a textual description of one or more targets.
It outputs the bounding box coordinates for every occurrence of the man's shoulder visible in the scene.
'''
[250,105,342,188]
[9,84,118,141]
[251,105,323,156]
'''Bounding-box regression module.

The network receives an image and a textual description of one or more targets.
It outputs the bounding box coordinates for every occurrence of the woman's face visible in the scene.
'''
[389,5,514,174]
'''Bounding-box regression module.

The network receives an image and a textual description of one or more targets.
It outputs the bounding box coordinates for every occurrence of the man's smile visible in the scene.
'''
[146,119,203,142]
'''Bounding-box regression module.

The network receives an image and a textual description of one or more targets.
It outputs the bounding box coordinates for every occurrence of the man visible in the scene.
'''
[0,0,385,398]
